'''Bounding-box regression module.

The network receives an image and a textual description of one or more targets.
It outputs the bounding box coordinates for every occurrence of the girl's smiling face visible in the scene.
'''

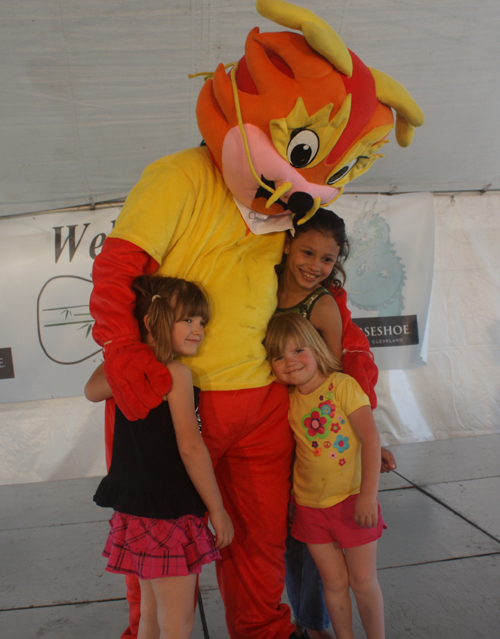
[170,316,206,357]
[270,337,326,394]
[283,229,340,292]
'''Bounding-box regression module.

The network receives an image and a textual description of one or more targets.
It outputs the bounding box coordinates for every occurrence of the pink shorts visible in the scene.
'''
[292,494,387,548]
[102,511,221,580]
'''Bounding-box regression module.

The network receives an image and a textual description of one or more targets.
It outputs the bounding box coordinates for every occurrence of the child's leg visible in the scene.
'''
[307,543,354,639]
[151,574,197,639]
[285,534,333,638]
[344,541,385,639]
[137,579,159,639]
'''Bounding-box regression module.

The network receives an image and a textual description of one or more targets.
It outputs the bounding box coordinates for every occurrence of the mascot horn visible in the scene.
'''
[195,0,424,222]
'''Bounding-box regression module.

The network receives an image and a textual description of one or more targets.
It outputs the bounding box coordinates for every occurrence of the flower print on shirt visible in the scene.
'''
[333,434,350,453]
[318,400,336,417]
[302,408,331,441]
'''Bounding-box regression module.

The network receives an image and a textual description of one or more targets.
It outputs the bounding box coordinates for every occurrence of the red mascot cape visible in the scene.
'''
[89,1,424,637]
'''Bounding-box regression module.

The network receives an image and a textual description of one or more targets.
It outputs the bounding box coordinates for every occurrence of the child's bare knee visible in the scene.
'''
[140,597,157,624]
[322,571,350,595]
[349,572,379,596]
[162,616,194,639]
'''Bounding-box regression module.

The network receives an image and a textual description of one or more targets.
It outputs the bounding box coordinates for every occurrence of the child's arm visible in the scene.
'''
[309,294,343,361]
[347,405,381,529]
[84,363,113,402]
[166,360,234,549]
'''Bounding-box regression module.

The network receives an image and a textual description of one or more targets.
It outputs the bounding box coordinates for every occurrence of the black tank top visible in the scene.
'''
[94,388,207,519]
[275,286,331,320]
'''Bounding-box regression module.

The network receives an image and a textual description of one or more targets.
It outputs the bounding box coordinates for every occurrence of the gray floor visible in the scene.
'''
[1,434,499,639]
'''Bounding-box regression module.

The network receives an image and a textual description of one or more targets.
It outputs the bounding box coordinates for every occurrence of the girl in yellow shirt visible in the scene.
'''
[265,313,386,639]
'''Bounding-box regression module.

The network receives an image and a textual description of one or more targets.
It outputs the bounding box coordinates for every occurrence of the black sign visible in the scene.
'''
[352,315,419,348]
[0,348,15,379]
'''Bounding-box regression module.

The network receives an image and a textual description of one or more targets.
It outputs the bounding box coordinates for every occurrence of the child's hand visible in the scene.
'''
[380,447,397,473]
[209,507,234,549]
[354,494,378,528]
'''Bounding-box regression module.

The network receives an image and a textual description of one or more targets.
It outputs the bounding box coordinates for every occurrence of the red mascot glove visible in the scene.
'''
[330,286,379,409]
[102,342,172,421]
[90,237,172,420]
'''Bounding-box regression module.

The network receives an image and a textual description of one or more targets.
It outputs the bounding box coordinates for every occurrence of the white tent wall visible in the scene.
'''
[375,193,500,444]
[1,193,498,486]
[2,0,500,217]
[0,397,105,486]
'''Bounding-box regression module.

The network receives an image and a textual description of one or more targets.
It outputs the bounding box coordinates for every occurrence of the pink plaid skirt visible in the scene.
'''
[102,511,221,579]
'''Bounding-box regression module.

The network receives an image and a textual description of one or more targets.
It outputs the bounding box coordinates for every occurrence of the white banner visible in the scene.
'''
[0,194,434,404]
[0,207,120,403]
[333,193,435,371]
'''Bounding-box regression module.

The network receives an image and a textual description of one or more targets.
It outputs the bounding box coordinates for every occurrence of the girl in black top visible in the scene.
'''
[86,275,233,639]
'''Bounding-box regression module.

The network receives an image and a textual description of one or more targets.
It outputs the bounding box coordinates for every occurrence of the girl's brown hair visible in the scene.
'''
[132,275,210,364]
[264,313,342,377]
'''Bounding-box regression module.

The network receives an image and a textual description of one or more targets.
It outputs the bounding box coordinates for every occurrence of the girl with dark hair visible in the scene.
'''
[276,211,394,639]
[276,208,349,363]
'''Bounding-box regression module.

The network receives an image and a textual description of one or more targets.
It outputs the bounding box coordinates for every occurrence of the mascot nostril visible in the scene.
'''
[254,176,277,201]
[287,191,314,219]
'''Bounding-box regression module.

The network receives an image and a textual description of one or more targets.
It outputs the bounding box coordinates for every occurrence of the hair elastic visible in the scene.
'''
[151,294,161,301]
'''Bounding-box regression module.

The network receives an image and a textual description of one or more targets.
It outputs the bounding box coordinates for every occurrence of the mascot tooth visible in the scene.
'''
[89,1,423,637]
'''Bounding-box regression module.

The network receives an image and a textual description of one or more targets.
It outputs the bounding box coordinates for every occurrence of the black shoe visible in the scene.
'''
[289,631,309,639]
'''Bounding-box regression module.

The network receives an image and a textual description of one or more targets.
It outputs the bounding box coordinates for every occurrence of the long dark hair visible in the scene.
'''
[285,208,349,289]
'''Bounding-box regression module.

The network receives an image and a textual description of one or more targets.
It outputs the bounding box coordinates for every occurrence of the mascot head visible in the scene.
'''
[196,0,424,222]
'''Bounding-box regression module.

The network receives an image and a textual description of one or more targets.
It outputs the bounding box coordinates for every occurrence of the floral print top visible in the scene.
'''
[289,372,370,509]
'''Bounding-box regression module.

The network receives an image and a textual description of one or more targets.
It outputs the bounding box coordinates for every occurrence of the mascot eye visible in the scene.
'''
[287,129,319,168]
[327,157,362,185]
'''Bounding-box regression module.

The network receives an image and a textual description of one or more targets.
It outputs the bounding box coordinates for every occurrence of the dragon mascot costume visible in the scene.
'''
[90,1,424,637]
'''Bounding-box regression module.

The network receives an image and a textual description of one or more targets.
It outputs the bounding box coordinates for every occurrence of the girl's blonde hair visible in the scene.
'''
[265,313,342,376]
[132,275,210,365]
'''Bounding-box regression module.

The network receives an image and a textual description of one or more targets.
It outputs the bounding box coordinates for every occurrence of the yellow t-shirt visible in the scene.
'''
[289,373,371,508]
[109,146,285,391]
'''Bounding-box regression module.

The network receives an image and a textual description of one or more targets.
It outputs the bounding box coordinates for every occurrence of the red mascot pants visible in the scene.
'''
[200,383,295,639]
[107,383,295,639]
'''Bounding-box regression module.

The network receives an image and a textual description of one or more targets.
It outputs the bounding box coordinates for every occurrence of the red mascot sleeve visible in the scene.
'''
[90,237,172,420]
[330,286,379,409]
